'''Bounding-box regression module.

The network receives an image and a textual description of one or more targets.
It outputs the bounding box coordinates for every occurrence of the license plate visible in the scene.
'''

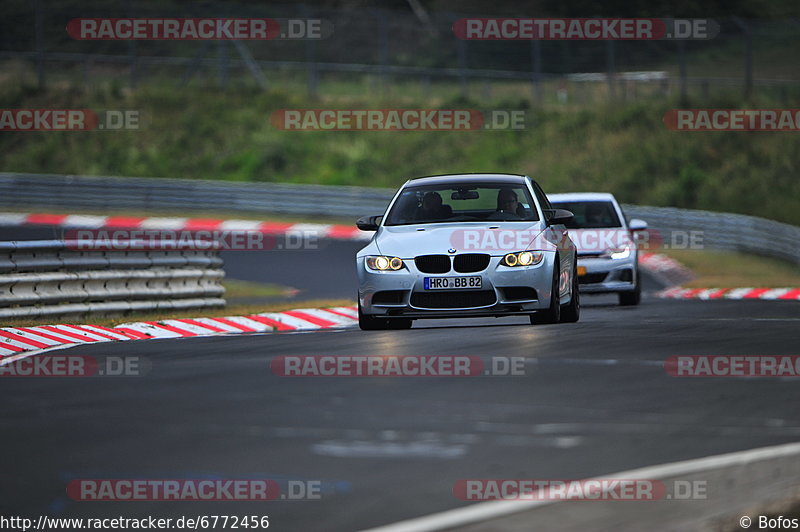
[577,266,587,276]
[424,276,482,290]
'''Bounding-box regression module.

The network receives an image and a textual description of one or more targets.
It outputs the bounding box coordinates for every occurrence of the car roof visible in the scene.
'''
[548,192,618,202]
[405,173,529,187]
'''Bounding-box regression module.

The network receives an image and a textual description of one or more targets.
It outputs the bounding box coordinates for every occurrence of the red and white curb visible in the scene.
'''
[639,253,800,301]
[657,287,800,301]
[0,306,358,360]
[0,212,372,241]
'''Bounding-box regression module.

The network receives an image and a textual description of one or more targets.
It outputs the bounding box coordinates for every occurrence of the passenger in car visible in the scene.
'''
[496,188,526,218]
[417,191,453,220]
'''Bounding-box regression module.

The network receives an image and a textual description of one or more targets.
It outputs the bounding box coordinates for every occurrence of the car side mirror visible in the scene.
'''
[356,215,382,231]
[628,218,648,232]
[548,209,574,225]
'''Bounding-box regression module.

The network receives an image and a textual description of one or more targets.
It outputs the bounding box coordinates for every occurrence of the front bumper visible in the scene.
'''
[577,255,638,294]
[357,254,554,319]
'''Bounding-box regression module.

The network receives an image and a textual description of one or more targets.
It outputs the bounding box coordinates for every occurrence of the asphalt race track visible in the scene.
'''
[1,226,799,531]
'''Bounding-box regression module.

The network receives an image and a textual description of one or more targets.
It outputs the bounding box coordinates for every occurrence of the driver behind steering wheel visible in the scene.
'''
[496,188,526,218]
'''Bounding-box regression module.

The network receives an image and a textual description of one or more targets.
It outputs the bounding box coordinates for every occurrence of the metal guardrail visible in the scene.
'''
[0,239,225,318]
[622,204,800,265]
[0,172,393,219]
[1,172,798,264]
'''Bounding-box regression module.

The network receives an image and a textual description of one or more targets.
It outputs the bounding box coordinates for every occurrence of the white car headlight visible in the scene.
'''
[502,251,544,267]
[366,256,405,271]
[607,246,631,260]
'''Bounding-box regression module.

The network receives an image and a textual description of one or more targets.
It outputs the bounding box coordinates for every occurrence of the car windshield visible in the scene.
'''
[549,200,622,229]
[384,183,539,226]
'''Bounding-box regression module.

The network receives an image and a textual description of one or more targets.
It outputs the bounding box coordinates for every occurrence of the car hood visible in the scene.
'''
[373,222,548,257]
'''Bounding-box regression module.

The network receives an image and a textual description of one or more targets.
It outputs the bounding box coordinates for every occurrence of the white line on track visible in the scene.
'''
[359,441,800,532]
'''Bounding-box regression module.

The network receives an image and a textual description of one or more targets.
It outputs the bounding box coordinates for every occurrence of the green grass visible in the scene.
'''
[221,279,290,299]
[2,62,800,226]
[661,249,800,288]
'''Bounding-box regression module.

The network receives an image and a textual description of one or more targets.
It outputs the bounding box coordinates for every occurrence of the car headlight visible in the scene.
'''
[605,246,631,260]
[502,251,544,267]
[366,255,405,271]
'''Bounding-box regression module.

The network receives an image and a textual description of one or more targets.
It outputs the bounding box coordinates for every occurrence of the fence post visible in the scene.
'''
[732,17,753,100]
[82,56,91,86]
[34,0,45,90]
[217,40,229,89]
[128,41,138,88]
[304,4,319,98]
[127,0,138,88]
[743,22,753,99]
[374,9,389,96]
[457,38,468,99]
[677,39,687,102]
[180,41,211,87]
[422,75,431,98]
[531,39,542,105]
[606,40,615,100]
[481,81,491,102]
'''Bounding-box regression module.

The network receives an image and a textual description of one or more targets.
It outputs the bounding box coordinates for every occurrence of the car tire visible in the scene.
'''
[531,259,561,325]
[560,262,580,323]
[619,273,641,306]
[358,300,391,330]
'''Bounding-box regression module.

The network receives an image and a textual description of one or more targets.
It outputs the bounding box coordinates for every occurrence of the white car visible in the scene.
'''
[355,174,580,330]
[547,192,648,306]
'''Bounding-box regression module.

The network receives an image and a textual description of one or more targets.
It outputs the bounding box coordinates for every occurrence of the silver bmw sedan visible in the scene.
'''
[355,174,580,330]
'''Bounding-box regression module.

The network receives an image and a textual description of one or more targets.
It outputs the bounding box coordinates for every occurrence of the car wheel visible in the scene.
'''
[619,273,641,306]
[358,300,391,330]
[531,259,561,325]
[560,263,580,323]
